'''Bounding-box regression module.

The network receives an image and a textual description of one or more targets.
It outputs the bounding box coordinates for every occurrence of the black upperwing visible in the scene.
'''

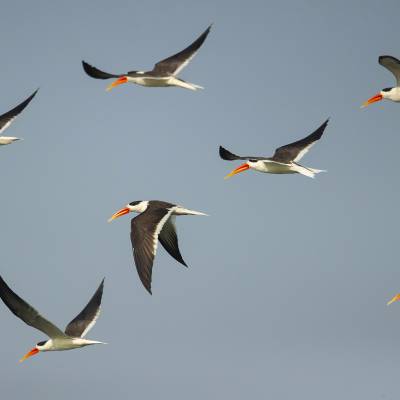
[0,89,38,134]
[130,204,175,294]
[272,119,329,164]
[379,55,400,86]
[153,24,212,76]
[0,275,66,338]
[64,279,104,338]
[82,60,122,80]
[219,146,266,161]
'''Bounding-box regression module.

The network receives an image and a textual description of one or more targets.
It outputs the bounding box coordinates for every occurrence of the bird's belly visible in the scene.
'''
[256,162,296,174]
[51,338,88,350]
[134,77,170,87]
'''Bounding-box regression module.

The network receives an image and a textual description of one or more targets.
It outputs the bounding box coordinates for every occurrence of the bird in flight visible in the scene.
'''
[0,89,38,146]
[362,55,400,107]
[220,119,329,179]
[82,24,212,92]
[108,200,206,294]
[0,275,105,362]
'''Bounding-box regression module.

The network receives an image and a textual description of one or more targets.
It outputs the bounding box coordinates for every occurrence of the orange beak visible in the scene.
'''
[387,293,400,306]
[108,207,130,222]
[106,76,128,92]
[361,93,383,108]
[19,347,39,363]
[224,163,250,179]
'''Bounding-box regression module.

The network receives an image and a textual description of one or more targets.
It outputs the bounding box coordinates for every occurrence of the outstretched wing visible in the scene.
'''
[130,205,175,294]
[0,89,38,134]
[0,275,67,339]
[82,60,122,80]
[158,216,187,267]
[153,24,212,76]
[379,55,400,86]
[272,119,329,163]
[65,279,104,338]
[219,146,266,161]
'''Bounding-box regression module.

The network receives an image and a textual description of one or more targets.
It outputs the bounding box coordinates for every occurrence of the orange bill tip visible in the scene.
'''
[106,76,128,92]
[108,207,130,222]
[361,93,383,108]
[387,293,400,306]
[19,347,39,363]
[224,163,250,179]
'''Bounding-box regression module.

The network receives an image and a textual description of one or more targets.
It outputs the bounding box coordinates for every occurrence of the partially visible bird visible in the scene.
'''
[220,119,329,179]
[82,24,212,92]
[108,200,207,294]
[0,275,105,362]
[387,293,400,305]
[0,89,38,145]
[362,55,400,108]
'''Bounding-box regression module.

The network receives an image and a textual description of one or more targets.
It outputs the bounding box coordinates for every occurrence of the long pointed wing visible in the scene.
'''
[158,216,187,267]
[219,146,266,161]
[0,89,38,134]
[82,60,122,80]
[0,276,67,339]
[153,24,212,76]
[130,205,175,294]
[272,119,329,163]
[379,55,400,86]
[64,279,104,338]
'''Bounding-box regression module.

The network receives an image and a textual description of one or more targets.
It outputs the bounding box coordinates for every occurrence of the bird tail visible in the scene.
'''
[292,164,326,178]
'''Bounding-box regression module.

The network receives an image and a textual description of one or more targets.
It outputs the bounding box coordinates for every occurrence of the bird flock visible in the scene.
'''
[1,24,400,363]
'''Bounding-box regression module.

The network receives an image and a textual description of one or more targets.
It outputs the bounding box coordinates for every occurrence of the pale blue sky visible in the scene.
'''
[1,0,400,399]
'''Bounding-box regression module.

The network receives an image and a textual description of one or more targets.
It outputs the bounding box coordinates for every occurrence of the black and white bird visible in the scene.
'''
[0,90,38,145]
[0,275,105,362]
[82,24,212,92]
[220,119,329,179]
[362,56,400,107]
[108,200,207,294]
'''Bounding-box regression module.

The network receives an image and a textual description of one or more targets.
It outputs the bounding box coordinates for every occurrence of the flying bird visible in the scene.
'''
[108,200,207,294]
[0,275,105,362]
[220,119,329,179]
[362,55,400,107]
[0,89,38,145]
[82,24,212,91]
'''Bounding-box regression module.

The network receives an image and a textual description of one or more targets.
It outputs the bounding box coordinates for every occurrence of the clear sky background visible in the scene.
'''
[1,0,400,398]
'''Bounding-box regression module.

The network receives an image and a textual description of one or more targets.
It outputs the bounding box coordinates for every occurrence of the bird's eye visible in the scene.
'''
[249,159,258,163]
[37,341,46,346]
[382,87,392,92]
[129,201,140,206]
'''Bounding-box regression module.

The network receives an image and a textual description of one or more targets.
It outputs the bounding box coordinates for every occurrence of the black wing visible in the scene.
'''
[82,60,122,80]
[0,89,38,134]
[379,55,400,86]
[64,279,104,338]
[158,216,187,267]
[153,24,212,76]
[130,205,175,294]
[272,119,329,163]
[219,146,266,161]
[0,275,66,339]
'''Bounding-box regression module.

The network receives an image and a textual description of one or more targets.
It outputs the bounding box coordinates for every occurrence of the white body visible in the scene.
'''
[249,160,325,179]
[38,338,105,352]
[0,136,21,145]
[127,76,203,91]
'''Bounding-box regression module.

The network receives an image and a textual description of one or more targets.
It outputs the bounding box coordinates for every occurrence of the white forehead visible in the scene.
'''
[127,201,149,213]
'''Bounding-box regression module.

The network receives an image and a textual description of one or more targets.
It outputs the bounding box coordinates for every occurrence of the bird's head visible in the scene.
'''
[106,76,128,92]
[224,161,255,179]
[361,87,395,107]
[19,340,49,363]
[108,201,148,222]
